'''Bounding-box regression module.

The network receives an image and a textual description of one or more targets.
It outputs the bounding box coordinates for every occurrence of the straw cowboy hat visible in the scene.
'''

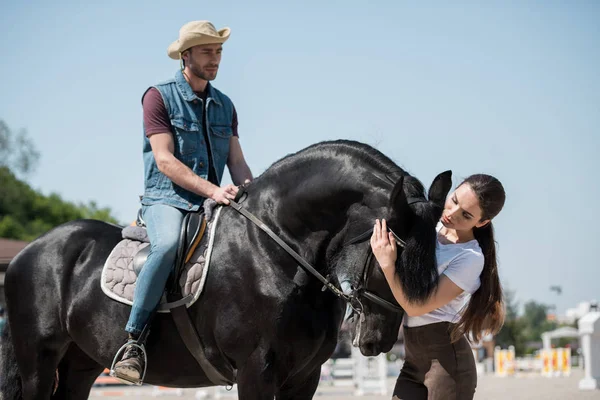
[167,20,231,60]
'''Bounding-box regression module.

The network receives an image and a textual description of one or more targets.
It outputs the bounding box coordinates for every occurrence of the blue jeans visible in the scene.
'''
[125,204,186,335]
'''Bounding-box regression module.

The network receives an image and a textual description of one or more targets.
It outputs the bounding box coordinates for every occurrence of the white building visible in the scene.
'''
[564,301,599,324]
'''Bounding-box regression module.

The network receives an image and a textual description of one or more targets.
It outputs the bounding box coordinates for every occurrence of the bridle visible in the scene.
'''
[228,195,426,318]
[342,228,405,315]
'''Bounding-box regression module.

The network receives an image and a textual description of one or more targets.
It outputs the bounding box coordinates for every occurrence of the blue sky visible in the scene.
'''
[1,1,598,315]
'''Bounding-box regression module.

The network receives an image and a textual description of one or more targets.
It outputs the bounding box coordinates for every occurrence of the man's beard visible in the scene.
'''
[190,63,218,81]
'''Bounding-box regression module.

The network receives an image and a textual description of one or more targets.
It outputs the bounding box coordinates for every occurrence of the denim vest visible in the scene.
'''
[141,70,234,211]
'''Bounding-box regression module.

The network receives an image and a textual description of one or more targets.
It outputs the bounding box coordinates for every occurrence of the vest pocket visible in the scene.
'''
[210,125,233,139]
[171,117,200,156]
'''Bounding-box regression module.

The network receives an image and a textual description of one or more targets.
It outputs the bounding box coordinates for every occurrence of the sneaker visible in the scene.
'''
[113,342,145,382]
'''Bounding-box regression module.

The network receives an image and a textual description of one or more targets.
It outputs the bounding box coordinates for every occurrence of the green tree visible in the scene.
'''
[493,288,562,356]
[494,288,527,355]
[521,301,557,343]
[0,120,40,177]
[1,120,121,241]
[0,166,121,241]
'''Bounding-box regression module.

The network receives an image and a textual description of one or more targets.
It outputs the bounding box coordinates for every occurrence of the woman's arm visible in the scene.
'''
[371,219,464,317]
[382,272,463,317]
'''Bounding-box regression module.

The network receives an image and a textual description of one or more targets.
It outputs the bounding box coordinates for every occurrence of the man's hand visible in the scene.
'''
[211,184,239,205]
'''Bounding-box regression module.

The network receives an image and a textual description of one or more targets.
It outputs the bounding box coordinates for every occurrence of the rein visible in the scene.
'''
[228,198,407,315]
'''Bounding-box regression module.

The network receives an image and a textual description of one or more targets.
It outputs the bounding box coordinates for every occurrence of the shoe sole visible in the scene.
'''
[113,365,141,381]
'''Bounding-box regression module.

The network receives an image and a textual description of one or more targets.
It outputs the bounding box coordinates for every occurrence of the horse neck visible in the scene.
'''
[248,155,393,270]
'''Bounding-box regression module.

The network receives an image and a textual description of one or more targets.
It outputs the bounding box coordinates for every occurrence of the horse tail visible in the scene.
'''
[0,319,23,400]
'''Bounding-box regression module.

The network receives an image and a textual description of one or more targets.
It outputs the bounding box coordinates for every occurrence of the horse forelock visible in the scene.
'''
[394,177,441,303]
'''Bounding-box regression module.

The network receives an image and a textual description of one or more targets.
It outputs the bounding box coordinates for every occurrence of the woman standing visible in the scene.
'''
[371,174,506,399]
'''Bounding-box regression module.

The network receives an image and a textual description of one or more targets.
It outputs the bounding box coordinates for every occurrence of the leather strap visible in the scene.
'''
[157,294,193,311]
[170,303,236,386]
[229,199,347,299]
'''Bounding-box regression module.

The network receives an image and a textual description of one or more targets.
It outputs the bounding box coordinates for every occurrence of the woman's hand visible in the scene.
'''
[370,219,397,273]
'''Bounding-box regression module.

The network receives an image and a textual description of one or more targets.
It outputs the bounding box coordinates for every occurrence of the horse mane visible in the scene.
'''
[259,139,425,198]
[264,139,398,173]
[256,139,439,303]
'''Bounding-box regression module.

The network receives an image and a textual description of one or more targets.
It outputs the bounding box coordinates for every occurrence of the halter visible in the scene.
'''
[342,228,404,315]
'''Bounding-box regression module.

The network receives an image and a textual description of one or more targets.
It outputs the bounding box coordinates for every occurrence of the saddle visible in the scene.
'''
[132,208,207,295]
[101,199,222,312]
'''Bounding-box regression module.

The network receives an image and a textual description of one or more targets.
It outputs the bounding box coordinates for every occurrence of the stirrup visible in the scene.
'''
[109,340,148,386]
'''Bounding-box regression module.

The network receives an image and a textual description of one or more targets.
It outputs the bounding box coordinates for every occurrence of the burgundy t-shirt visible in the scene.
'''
[142,87,239,137]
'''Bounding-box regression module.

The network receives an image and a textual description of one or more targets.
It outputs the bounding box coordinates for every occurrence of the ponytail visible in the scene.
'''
[451,221,505,343]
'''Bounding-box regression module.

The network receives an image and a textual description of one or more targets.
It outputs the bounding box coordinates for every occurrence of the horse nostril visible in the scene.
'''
[360,343,379,357]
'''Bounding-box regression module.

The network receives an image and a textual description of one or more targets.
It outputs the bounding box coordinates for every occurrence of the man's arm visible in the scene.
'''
[227,136,253,185]
[143,88,237,204]
[149,133,237,204]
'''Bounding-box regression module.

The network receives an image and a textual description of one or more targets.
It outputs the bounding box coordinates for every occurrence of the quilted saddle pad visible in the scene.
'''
[100,204,223,313]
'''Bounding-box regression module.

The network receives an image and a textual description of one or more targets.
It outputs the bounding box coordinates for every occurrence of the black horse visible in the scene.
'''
[1,140,451,399]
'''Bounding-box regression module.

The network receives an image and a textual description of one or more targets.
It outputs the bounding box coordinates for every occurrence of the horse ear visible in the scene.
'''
[390,175,406,207]
[428,170,452,207]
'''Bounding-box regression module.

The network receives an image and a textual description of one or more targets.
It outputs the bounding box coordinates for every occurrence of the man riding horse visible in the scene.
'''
[113,20,253,383]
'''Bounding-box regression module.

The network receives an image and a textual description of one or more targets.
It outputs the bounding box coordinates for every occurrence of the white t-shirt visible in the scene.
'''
[404,222,484,327]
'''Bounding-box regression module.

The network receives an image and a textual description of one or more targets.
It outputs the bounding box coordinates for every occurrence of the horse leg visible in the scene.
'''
[275,367,321,400]
[52,343,104,400]
[14,338,68,400]
[10,306,70,399]
[236,347,277,399]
